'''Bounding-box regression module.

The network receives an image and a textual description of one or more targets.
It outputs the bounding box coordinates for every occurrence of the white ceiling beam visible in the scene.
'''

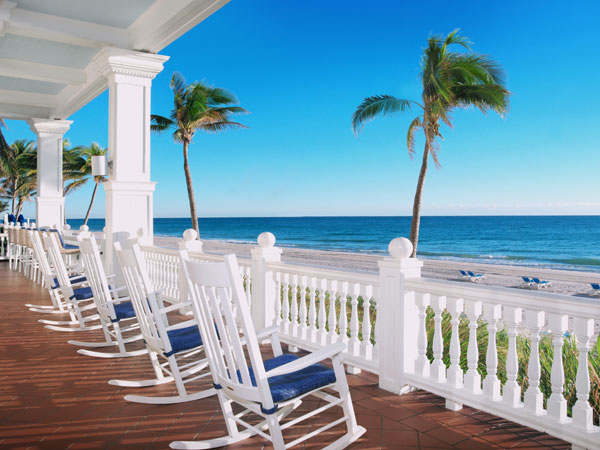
[3,5,130,49]
[0,58,85,85]
[0,89,58,108]
[0,102,51,120]
[129,0,230,52]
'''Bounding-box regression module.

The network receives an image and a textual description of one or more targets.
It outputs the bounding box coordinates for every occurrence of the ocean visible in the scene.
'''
[67,216,600,273]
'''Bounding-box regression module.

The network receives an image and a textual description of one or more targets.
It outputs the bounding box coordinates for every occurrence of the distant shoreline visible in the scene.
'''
[153,236,600,298]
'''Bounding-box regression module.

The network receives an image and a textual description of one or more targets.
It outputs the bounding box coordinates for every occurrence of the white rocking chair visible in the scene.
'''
[69,235,147,358]
[42,232,101,332]
[26,229,85,315]
[174,252,366,449]
[109,241,215,404]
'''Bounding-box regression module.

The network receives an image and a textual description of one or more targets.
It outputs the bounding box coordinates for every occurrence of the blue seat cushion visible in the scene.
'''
[242,353,337,406]
[52,276,86,289]
[70,287,93,301]
[164,326,203,357]
[112,302,136,322]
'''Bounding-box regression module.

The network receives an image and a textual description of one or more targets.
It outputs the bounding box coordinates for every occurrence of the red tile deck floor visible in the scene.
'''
[0,262,570,449]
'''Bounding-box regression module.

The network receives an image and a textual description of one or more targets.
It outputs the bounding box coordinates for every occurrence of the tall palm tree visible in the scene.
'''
[151,72,247,235]
[352,30,509,256]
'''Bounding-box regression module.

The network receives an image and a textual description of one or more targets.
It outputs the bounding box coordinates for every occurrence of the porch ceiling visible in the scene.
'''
[0,0,230,120]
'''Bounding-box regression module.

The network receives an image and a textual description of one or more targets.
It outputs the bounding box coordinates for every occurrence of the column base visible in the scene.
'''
[36,197,65,228]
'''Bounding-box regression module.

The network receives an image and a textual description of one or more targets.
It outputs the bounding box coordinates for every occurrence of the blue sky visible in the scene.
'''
[5,0,600,218]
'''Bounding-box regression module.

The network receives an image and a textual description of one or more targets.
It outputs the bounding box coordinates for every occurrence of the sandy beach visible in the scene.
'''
[154,236,600,298]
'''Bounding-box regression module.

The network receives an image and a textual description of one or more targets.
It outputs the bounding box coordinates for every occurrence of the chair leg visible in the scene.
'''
[265,413,286,449]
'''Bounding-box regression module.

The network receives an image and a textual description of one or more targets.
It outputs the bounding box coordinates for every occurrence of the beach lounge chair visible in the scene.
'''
[109,241,214,404]
[532,277,551,288]
[521,276,535,288]
[590,283,600,296]
[459,270,471,280]
[173,251,366,449]
[467,271,485,281]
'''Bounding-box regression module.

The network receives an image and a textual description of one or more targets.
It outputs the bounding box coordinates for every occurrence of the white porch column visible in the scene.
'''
[28,119,72,229]
[96,48,169,273]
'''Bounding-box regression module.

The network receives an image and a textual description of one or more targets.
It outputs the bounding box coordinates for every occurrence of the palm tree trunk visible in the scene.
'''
[83,181,99,226]
[408,120,431,257]
[182,140,200,236]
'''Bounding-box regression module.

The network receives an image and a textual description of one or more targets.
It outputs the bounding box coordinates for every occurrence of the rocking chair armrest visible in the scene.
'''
[255,325,280,342]
[265,342,346,378]
[165,319,197,331]
[159,302,191,315]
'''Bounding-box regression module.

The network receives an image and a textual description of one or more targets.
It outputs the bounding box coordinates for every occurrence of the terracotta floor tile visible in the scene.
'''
[0,263,572,449]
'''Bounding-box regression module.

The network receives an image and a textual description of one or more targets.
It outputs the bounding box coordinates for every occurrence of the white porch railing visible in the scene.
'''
[0,231,8,260]
[135,230,599,449]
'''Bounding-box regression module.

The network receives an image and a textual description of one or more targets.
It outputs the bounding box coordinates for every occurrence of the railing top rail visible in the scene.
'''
[140,244,251,267]
[406,277,600,318]
[267,260,379,287]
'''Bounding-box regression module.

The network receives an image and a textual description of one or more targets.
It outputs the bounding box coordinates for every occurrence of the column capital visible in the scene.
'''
[95,47,169,81]
[28,118,72,136]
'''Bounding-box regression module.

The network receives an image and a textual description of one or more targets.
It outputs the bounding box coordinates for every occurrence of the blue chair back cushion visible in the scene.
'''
[164,326,203,357]
[112,302,136,322]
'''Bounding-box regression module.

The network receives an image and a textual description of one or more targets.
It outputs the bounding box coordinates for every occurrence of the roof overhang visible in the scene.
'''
[0,0,230,120]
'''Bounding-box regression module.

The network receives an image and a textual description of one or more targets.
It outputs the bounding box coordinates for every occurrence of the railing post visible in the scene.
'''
[377,237,423,394]
[251,232,282,331]
[178,229,203,311]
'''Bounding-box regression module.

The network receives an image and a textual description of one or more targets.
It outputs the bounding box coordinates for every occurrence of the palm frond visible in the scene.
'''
[352,95,414,134]
[151,115,175,133]
[197,121,249,133]
[64,178,89,195]
[453,84,509,115]
[443,28,471,51]
[406,116,423,158]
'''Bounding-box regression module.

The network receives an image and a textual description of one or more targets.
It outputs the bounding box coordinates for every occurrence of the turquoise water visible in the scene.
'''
[67,216,600,272]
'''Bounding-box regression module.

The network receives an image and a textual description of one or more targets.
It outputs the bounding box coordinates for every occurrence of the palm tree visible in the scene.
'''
[73,143,107,225]
[352,30,509,256]
[0,139,37,216]
[151,72,247,235]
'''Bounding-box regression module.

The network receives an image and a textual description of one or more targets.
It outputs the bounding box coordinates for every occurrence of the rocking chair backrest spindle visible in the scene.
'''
[114,242,172,356]
[77,235,117,323]
[180,252,274,408]
[44,233,76,299]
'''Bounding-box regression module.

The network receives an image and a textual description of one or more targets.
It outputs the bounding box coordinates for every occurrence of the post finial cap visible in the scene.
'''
[388,237,413,259]
[257,232,275,248]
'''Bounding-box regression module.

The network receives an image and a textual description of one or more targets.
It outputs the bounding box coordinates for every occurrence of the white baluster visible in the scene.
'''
[447,297,464,388]
[298,275,308,340]
[572,318,595,430]
[483,304,502,401]
[503,306,523,408]
[327,280,338,344]
[547,313,568,422]
[347,283,361,358]
[524,310,545,414]
[338,281,349,345]
[290,274,299,336]
[317,279,327,345]
[360,285,373,359]
[431,295,447,383]
[371,286,380,362]
[464,300,482,394]
[308,277,317,340]
[281,273,290,334]
[415,293,431,378]
[274,272,282,326]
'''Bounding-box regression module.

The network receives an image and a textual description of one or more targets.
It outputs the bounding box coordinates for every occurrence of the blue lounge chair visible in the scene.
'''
[459,270,471,280]
[467,271,485,281]
[522,276,535,288]
[532,277,551,288]
[590,283,600,296]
